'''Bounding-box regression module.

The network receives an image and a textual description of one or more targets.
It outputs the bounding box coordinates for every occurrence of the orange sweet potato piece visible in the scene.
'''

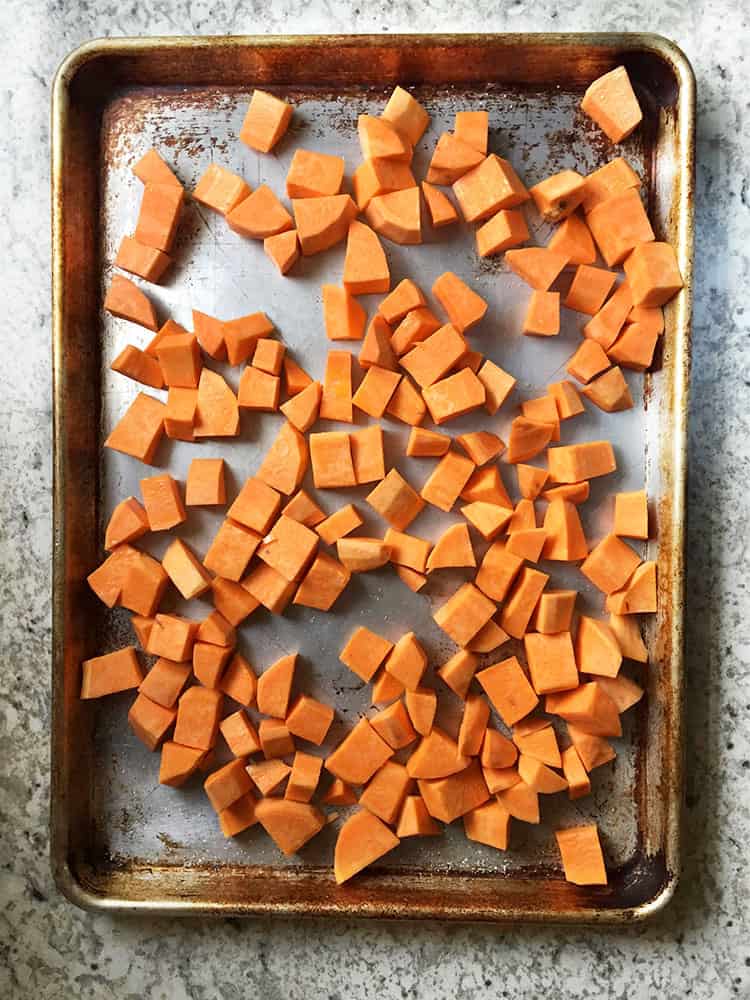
[257,421,309,495]
[547,212,597,265]
[383,85,430,144]
[359,760,412,825]
[315,504,362,546]
[406,427,450,459]
[581,533,641,594]
[257,514,319,582]
[352,366,401,418]
[547,440,616,483]
[326,718,394,785]
[506,416,554,464]
[256,799,326,856]
[282,489,326,528]
[530,169,585,223]
[135,182,184,253]
[285,694,334,746]
[156,332,201,389]
[499,566,549,639]
[476,208,529,257]
[608,612,648,662]
[605,560,657,614]
[532,589,577,635]
[343,221,390,295]
[404,687,437,737]
[322,284,367,342]
[548,380,585,421]
[350,424,386,484]
[434,583,496,647]
[401,323,468,388]
[437,649,479,701]
[454,109,488,153]
[340,626,393,683]
[285,751,324,803]
[104,274,159,330]
[286,148,344,198]
[522,290,560,336]
[173,686,222,751]
[229,476,281,534]
[390,308,442,356]
[133,148,180,187]
[614,490,648,540]
[193,163,251,214]
[227,185,292,239]
[251,337,285,376]
[161,538,212,600]
[104,498,149,551]
[219,710,261,757]
[505,248,569,291]
[379,279,427,325]
[474,540,523,603]
[257,718,294,759]
[575,616,623,678]
[452,154,529,220]
[608,322,659,371]
[146,614,199,662]
[111,345,164,389]
[426,523,476,572]
[193,369,240,437]
[140,473,185,531]
[397,795,441,837]
[395,564,427,592]
[476,656,538,726]
[464,799,511,850]
[115,552,169,616]
[359,315,397,371]
[481,728,518,770]
[580,366,634,412]
[477,360,516,415]
[319,350,353,422]
[365,187,421,245]
[158,741,205,787]
[582,280,632,350]
[496,779,539,823]
[457,693,490,757]
[582,65,642,144]
[566,723,616,771]
[417,759,489,823]
[242,564,296,614]
[293,194,359,255]
[371,702,417,751]
[421,450,475,512]
[555,823,607,885]
[240,89,292,153]
[548,682,622,737]
[219,652,257,705]
[623,241,683,307]
[337,537,392,572]
[423,368,486,425]
[197,609,236,647]
[81,647,143,699]
[587,188,654,267]
[581,157,641,213]
[203,519,260,581]
[507,498,537,532]
[115,236,172,283]
[218,792,258,837]
[264,228,300,274]
[334,809,400,883]
[104,392,165,465]
[407,726,470,780]
[422,181,459,227]
[247,758,290,796]
[294,551,351,610]
[461,501,513,541]
[561,745,591,800]
[566,339,611,384]
[565,264,618,316]
[359,113,412,161]
[321,777,358,806]
[541,498,588,561]
[516,465,548,501]
[309,431,356,489]
[255,652,296,719]
[517,754,567,794]
[223,311,275,366]
[128,693,176,750]
[183,457,225,506]
[366,468,424,530]
[594,673,644,714]
[506,528,546,563]
[353,158,416,212]
[426,132,485,185]
[523,631,579,695]
[432,271,487,333]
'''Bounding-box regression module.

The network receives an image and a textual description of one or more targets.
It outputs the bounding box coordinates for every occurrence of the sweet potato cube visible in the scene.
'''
[219,653,257,706]
[203,519,260,581]
[104,392,165,465]
[158,741,205,788]
[293,551,351,611]
[581,533,641,594]
[426,132,484,186]
[384,631,428,690]
[586,188,654,267]
[104,273,159,328]
[286,148,344,198]
[293,194,358,255]
[432,271,487,332]
[256,799,325,855]
[434,583,496,647]
[366,468,424,530]
[193,163,251,214]
[581,65,642,144]
[128,693,176,751]
[185,457,225,506]
[135,182,183,253]
[340,626,394,683]
[174,686,222,751]
[499,566,549,639]
[309,431,356,489]
[476,208,529,257]
[334,809,400,883]
[220,710,261,757]
[385,375,427,425]
[529,169,586,223]
[343,220,390,296]
[81,647,144,700]
[382,85,430,144]
[256,421,309,495]
[257,514,319,582]
[286,694,334,746]
[364,188,422,245]
[326,718,393,786]
[421,450,475,512]
[575,616,623,678]
[452,154,529,221]
[256,653,297,718]
[161,538,212,599]
[555,824,607,885]
[437,650,479,701]
[422,181,459,227]
[350,425,386,484]
[352,365,401,418]
[285,752,323,803]
[370,702,417,751]
[240,89,293,153]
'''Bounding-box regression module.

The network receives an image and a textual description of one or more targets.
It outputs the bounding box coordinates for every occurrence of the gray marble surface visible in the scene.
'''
[1,1,748,998]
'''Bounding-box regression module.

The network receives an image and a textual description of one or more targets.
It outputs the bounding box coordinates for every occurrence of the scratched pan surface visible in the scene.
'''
[51,35,693,921]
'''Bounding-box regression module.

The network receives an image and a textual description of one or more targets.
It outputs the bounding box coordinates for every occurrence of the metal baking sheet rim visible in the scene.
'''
[50,32,695,923]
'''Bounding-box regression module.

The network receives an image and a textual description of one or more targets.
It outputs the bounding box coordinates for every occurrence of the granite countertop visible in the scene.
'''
[1,2,748,998]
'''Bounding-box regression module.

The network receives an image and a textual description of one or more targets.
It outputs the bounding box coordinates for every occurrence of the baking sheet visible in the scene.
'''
[52,34,693,920]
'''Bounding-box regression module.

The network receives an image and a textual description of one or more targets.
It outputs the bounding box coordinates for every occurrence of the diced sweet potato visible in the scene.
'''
[385,375,427,425]
[257,514,319,582]
[326,718,393,785]
[343,221,390,295]
[256,799,325,856]
[247,758,291,795]
[193,163,251,214]
[81,646,144,699]
[257,421,309,495]
[350,424,386,484]
[476,208,529,257]
[426,132,485,185]
[293,551,351,611]
[422,181,459,228]
[162,538,212,599]
[555,823,607,885]
[417,759,489,823]
[321,777,358,806]
[437,649,479,701]
[352,366,401,418]
[340,626,393,683]
[359,114,412,161]
[580,365,634,413]
[391,307,442,355]
[379,279,427,325]
[397,795,441,837]
[337,537,392,572]
[500,565,549,639]
[586,188,654,266]
[530,169,585,223]
[366,468,424,531]
[353,159,416,212]
[464,799,511,850]
[242,563,296,614]
[581,65,642,144]
[477,360,516,415]
[605,560,657,614]
[104,392,166,465]
[285,752,324,803]
[452,154,529,221]
[383,85,430,144]
[581,533,641,594]
[548,682,621,737]
[432,271,487,332]
[240,89,293,153]
[365,187,422,245]
[135,182,184,253]
[334,809,400,883]
[219,653,257,706]
[547,212,596,265]
[547,440,616,483]
[203,519,260,581]
[426,522,476,572]
[581,157,641,213]
[286,148,344,198]
[505,248,569,291]
[359,315,397,371]
[423,368,486,425]
[104,498,149,551]
[128,693,176,751]
[159,741,205,788]
[404,687,437,736]
[421,450,475,512]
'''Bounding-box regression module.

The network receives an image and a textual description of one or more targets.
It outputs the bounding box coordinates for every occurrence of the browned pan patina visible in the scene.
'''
[51,34,694,921]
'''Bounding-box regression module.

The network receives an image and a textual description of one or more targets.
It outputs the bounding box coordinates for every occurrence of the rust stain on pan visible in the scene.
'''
[51,33,693,923]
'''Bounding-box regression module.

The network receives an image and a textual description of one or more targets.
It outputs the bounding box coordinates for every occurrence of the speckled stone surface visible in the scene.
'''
[1,1,749,998]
